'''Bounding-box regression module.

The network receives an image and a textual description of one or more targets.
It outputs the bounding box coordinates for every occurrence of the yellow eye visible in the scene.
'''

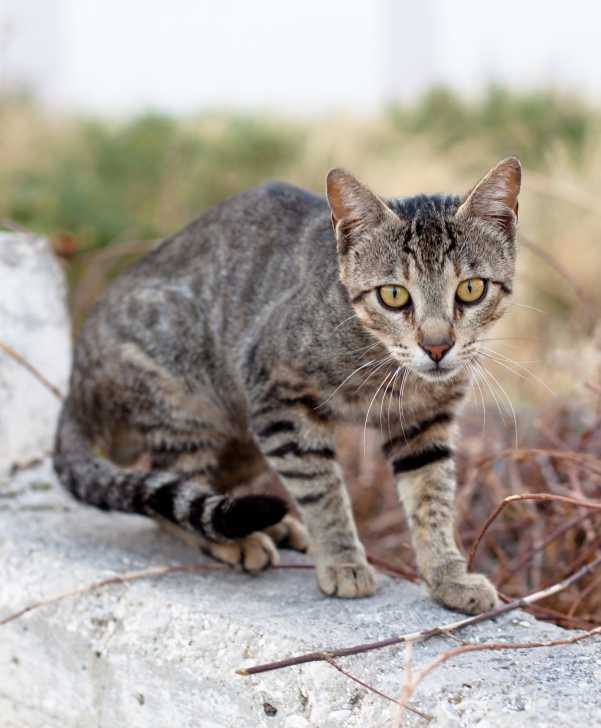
[377,285,411,310]
[456,278,487,304]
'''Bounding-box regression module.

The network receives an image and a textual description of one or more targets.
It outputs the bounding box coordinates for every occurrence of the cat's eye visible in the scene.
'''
[456,278,487,304]
[377,285,411,310]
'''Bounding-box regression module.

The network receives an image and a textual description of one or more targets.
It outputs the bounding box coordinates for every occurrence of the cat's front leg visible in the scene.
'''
[383,424,497,615]
[252,409,376,598]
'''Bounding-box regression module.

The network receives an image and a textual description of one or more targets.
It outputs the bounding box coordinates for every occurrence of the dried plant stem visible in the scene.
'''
[397,626,601,718]
[0,562,314,627]
[0,339,64,400]
[238,554,601,676]
[479,448,601,477]
[468,493,601,570]
[324,656,432,722]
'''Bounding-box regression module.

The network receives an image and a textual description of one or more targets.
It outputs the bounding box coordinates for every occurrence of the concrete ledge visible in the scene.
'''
[0,232,71,473]
[1,461,600,727]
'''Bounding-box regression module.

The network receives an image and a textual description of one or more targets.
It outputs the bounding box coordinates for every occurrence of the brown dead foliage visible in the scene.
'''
[336,394,601,629]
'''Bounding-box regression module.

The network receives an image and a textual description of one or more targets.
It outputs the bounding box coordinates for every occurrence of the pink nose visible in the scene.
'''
[419,338,454,362]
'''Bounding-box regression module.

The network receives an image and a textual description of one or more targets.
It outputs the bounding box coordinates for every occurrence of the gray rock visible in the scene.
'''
[1,461,600,728]
[0,233,71,474]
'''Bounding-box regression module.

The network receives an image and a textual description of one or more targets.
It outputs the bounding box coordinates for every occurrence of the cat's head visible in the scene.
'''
[326,158,521,382]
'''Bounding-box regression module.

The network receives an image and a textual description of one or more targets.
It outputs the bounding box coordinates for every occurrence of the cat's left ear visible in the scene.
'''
[326,168,397,254]
[456,157,521,239]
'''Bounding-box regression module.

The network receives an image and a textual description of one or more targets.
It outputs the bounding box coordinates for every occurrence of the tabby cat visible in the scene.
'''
[54,157,521,614]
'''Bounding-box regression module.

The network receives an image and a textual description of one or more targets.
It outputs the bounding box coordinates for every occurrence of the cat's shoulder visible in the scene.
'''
[244,180,326,216]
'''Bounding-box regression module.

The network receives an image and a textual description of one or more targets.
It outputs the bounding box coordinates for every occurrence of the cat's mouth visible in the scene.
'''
[416,363,461,383]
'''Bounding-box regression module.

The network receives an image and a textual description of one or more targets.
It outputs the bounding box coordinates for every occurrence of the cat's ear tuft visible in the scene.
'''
[456,157,521,239]
[326,168,393,253]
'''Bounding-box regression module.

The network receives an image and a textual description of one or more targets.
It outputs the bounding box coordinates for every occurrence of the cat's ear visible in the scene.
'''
[456,157,521,239]
[326,168,395,253]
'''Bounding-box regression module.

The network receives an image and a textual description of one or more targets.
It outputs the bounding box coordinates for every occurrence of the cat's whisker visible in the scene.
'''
[479,346,556,397]
[380,367,401,436]
[467,360,486,436]
[378,369,398,440]
[479,345,540,365]
[476,360,519,448]
[507,302,547,315]
[397,366,411,443]
[363,367,396,455]
[477,350,529,380]
[317,357,385,409]
[355,354,396,392]
[473,360,508,428]
[477,336,537,344]
[322,340,382,361]
[333,313,359,331]
[386,367,402,438]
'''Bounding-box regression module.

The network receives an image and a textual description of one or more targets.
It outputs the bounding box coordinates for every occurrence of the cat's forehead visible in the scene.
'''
[389,194,462,273]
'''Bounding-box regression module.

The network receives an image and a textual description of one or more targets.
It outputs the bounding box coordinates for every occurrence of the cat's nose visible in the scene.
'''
[419,335,455,362]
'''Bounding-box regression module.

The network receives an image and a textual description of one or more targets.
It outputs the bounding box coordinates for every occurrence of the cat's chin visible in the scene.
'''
[416,366,461,384]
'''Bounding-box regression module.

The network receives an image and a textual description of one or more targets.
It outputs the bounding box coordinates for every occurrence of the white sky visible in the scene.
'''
[1,0,600,113]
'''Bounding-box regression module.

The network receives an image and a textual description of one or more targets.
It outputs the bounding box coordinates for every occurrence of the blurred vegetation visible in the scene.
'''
[0,85,599,402]
[1,85,599,254]
[389,85,595,166]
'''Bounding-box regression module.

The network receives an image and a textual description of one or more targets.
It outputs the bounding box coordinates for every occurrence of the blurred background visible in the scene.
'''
[1,0,600,624]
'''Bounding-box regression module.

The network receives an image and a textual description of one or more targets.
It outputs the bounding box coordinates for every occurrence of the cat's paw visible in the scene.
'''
[265,514,309,552]
[430,572,498,615]
[317,560,377,598]
[208,532,279,573]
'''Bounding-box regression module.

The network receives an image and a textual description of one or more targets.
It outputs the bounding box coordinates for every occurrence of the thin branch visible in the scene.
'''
[324,656,432,722]
[0,339,64,400]
[478,448,601,477]
[237,554,601,676]
[397,626,601,718]
[468,493,601,570]
[0,562,314,626]
[367,553,418,583]
[0,218,31,233]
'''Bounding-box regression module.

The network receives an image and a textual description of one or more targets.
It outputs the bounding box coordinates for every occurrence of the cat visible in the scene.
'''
[53,157,521,615]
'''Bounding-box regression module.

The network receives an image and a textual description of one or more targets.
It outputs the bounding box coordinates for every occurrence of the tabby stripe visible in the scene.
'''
[146,481,182,520]
[297,491,326,506]
[188,494,211,533]
[278,395,331,419]
[382,412,452,457]
[277,469,329,480]
[266,441,336,459]
[152,440,212,454]
[393,445,453,474]
[257,420,295,439]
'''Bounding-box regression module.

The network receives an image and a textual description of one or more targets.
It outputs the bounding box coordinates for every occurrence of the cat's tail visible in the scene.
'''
[53,399,287,542]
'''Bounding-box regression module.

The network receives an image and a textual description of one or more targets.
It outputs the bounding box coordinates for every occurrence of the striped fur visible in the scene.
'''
[54,158,519,611]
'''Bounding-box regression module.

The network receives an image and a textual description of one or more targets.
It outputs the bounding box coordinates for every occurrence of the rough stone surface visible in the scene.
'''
[1,236,600,726]
[0,233,71,474]
[1,462,600,728]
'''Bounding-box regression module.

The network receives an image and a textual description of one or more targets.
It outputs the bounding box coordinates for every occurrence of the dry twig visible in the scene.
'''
[397,626,601,719]
[238,554,601,676]
[324,656,432,722]
[0,339,64,400]
[0,562,313,627]
[468,493,601,570]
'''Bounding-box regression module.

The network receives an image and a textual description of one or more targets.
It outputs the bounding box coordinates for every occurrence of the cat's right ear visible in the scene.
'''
[326,169,395,254]
[456,157,521,240]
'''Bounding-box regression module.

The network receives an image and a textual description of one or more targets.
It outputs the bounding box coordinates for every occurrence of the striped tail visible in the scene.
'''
[53,400,287,542]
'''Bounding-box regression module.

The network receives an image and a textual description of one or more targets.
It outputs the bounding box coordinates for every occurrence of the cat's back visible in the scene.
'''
[82,181,336,348]
[130,180,331,281]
